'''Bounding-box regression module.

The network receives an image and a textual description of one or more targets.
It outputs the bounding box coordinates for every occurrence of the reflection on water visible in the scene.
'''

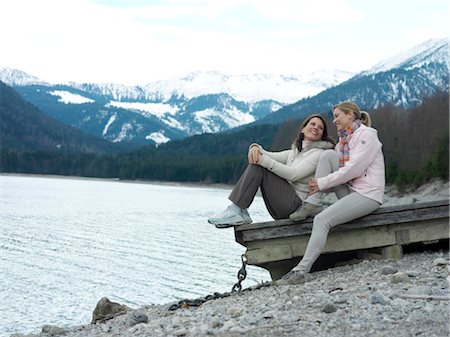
[0,175,272,336]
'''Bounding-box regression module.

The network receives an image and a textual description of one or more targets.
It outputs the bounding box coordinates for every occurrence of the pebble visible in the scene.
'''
[391,272,410,284]
[380,265,398,275]
[406,286,433,296]
[371,291,388,305]
[321,301,338,313]
[423,305,434,313]
[405,270,420,277]
[12,251,449,337]
[41,325,66,334]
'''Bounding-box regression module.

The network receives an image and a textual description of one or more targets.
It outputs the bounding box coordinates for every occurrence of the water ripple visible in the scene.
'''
[0,175,271,337]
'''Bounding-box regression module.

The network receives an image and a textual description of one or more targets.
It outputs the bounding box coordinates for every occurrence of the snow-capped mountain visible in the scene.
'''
[0,68,47,86]
[363,38,449,75]
[0,68,351,145]
[142,70,353,104]
[260,38,449,124]
[1,37,447,145]
[68,69,353,104]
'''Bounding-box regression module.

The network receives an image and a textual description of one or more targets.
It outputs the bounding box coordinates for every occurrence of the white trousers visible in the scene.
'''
[293,150,380,274]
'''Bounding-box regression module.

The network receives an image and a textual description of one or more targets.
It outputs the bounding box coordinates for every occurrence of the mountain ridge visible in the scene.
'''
[0,37,448,145]
[0,68,351,145]
[258,38,449,124]
[0,81,125,154]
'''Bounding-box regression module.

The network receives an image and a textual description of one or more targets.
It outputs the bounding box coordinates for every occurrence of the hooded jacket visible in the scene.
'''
[251,141,335,200]
[317,124,386,203]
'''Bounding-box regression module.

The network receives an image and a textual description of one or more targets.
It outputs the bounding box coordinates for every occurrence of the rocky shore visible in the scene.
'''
[12,251,449,337]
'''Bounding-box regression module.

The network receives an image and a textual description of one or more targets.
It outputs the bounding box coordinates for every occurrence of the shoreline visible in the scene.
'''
[12,250,449,337]
[2,172,449,199]
[0,172,235,190]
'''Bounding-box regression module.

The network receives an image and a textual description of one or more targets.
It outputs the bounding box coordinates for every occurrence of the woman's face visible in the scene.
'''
[302,117,324,141]
[333,108,354,132]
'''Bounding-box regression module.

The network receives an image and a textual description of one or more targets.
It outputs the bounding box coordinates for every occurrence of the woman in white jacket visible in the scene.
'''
[276,101,385,285]
[207,114,335,228]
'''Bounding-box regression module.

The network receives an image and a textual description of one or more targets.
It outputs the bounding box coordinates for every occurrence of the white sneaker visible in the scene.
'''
[208,205,252,228]
[289,202,322,222]
[241,208,252,224]
[273,270,306,286]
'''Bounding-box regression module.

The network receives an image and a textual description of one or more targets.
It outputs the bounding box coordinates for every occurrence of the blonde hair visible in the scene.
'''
[333,101,372,127]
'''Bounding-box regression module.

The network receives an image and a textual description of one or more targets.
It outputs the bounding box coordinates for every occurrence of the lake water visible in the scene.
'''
[0,174,272,337]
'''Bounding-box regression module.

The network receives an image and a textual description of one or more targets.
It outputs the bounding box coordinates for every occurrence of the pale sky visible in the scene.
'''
[0,0,448,85]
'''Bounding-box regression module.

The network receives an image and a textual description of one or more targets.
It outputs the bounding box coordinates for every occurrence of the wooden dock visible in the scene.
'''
[234,199,449,280]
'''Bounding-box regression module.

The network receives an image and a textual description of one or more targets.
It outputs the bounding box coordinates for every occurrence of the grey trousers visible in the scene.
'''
[229,164,302,220]
[293,150,381,274]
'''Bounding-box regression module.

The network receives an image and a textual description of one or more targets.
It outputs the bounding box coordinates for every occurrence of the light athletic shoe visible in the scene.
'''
[289,202,322,222]
[273,270,306,286]
[241,208,252,224]
[208,206,252,228]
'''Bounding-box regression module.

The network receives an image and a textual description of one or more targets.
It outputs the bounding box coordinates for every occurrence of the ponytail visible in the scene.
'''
[360,111,372,127]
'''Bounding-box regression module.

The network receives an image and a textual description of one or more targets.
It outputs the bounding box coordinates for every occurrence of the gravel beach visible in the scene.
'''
[10,180,450,337]
[13,251,449,337]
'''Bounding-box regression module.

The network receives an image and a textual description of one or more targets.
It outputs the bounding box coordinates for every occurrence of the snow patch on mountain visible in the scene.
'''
[164,116,186,131]
[107,101,179,118]
[266,102,284,112]
[103,114,116,136]
[113,123,133,142]
[194,107,255,133]
[146,132,170,145]
[49,90,95,104]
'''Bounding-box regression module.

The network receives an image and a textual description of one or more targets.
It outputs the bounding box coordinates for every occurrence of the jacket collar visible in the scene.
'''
[298,140,335,153]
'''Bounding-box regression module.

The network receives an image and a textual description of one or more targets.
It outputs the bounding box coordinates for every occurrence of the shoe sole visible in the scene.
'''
[274,278,304,286]
[211,219,252,228]
[289,210,321,222]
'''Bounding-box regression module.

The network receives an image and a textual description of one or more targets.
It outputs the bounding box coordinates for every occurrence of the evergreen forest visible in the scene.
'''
[1,83,448,190]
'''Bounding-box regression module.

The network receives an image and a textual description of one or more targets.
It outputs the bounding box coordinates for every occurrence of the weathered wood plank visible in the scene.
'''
[236,199,448,231]
[244,218,449,265]
[234,199,449,279]
[235,199,449,246]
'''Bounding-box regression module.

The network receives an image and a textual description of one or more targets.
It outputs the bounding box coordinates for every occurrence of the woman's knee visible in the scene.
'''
[312,212,332,233]
[320,149,338,162]
[317,149,339,173]
[247,163,263,173]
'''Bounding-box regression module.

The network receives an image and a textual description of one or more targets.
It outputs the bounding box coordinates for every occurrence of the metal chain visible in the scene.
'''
[231,254,247,294]
[168,253,272,311]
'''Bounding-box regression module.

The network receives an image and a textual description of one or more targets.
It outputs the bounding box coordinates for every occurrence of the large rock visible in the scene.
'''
[91,297,131,324]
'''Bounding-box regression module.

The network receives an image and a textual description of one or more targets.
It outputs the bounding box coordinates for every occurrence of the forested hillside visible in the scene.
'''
[0,81,127,154]
[1,90,448,188]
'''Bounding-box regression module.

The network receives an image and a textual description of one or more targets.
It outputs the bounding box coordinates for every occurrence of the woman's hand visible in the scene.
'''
[309,178,320,194]
[248,145,262,164]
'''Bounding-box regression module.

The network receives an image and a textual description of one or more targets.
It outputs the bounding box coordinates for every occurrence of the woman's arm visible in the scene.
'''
[317,130,381,190]
[258,149,322,182]
[248,143,290,164]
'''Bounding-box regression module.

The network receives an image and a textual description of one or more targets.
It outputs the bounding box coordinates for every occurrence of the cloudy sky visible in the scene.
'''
[0,0,447,85]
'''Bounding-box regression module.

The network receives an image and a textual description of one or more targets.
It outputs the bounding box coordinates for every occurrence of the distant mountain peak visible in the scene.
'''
[364,38,449,75]
[0,67,48,86]
[144,70,354,104]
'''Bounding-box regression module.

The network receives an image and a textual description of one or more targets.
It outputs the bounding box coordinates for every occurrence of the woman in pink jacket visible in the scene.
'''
[276,101,385,285]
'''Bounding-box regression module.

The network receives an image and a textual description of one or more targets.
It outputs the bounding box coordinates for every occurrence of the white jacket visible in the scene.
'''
[251,141,335,200]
